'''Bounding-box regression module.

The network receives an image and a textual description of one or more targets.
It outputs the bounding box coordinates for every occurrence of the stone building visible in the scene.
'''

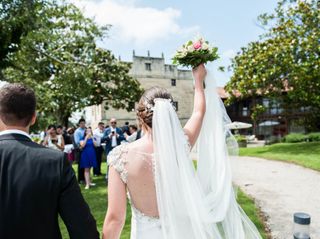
[86,52,194,128]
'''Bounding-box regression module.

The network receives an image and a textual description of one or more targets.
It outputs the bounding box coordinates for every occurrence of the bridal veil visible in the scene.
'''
[152,71,262,239]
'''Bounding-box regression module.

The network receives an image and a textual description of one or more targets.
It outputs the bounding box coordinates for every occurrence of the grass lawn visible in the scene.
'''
[240,142,320,171]
[59,163,268,238]
[236,189,269,239]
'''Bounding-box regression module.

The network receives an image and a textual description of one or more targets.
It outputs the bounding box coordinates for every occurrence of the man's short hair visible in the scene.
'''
[0,83,36,127]
[98,122,104,126]
[78,118,86,124]
[129,125,137,131]
[57,125,63,129]
[47,124,57,131]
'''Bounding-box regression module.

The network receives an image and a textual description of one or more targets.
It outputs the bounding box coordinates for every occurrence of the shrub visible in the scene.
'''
[234,134,246,142]
[31,137,41,144]
[307,132,320,142]
[234,135,247,147]
[284,133,308,143]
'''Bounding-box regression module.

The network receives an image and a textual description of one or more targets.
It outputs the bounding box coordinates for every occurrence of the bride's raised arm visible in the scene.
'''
[183,64,207,148]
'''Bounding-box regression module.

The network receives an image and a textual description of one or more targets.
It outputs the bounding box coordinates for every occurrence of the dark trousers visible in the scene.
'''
[75,149,84,182]
[94,146,103,175]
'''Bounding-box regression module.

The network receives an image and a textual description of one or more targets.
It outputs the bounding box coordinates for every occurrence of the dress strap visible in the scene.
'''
[107,144,129,183]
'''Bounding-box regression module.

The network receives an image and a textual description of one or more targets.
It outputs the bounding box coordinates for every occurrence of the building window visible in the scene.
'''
[262,98,269,107]
[169,65,174,72]
[129,102,135,111]
[172,101,178,111]
[171,79,176,86]
[145,63,151,71]
[242,107,248,116]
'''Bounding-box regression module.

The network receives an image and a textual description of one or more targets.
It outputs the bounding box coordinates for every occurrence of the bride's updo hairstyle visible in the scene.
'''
[137,86,173,129]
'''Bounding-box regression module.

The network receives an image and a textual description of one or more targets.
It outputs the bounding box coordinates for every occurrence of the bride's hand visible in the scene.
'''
[192,64,207,84]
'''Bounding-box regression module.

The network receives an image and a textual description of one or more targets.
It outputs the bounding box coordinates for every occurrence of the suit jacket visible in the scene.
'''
[0,134,99,239]
[102,127,125,155]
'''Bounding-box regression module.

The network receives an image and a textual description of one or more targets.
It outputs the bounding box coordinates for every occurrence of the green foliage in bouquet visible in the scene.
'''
[172,38,219,68]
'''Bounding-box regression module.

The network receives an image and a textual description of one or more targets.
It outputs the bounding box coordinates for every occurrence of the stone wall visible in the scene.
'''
[87,54,194,129]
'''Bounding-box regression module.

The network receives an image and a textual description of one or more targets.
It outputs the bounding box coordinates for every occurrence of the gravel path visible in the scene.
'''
[232,156,320,239]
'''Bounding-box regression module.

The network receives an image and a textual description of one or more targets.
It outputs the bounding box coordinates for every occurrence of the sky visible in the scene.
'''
[72,0,279,86]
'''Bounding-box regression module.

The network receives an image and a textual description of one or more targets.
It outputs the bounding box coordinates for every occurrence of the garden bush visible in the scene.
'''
[234,135,247,147]
[307,132,320,142]
[284,133,308,143]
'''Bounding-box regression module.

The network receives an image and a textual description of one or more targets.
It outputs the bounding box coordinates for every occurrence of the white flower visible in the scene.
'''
[181,50,188,57]
[187,45,194,53]
[202,42,209,50]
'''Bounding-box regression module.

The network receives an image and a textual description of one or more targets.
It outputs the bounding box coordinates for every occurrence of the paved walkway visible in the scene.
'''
[232,156,320,239]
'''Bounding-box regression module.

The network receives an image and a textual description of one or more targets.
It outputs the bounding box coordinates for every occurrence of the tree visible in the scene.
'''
[226,0,320,129]
[2,1,143,127]
[0,0,48,70]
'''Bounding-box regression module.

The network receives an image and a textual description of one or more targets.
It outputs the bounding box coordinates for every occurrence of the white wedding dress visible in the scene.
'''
[108,71,262,239]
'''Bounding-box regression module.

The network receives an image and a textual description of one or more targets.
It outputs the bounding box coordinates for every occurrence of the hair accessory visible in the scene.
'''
[145,102,154,112]
[153,98,172,103]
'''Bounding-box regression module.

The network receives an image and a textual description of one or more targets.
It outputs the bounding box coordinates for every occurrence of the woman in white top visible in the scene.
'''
[43,125,65,151]
[124,125,138,143]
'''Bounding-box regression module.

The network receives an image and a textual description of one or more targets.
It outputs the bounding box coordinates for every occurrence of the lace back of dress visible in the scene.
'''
[108,144,159,218]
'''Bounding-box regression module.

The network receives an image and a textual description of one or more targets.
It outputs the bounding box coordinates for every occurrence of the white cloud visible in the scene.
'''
[222,49,236,59]
[72,0,199,45]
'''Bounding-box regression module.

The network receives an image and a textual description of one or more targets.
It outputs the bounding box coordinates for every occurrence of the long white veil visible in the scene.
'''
[152,71,262,239]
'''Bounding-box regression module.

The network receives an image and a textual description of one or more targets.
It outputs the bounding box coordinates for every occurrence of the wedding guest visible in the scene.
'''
[66,127,76,163]
[74,118,86,183]
[0,83,99,239]
[102,118,125,180]
[39,127,46,144]
[124,124,138,143]
[121,121,130,135]
[93,122,105,176]
[43,125,65,151]
[57,125,72,145]
[80,128,98,189]
[102,118,125,156]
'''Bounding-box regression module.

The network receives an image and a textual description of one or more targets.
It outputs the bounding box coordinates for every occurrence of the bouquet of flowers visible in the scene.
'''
[172,37,219,68]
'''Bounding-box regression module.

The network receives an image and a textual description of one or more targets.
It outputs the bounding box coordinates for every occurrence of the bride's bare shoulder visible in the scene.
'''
[126,138,153,155]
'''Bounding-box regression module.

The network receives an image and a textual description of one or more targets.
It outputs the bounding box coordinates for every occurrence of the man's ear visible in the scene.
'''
[30,112,37,126]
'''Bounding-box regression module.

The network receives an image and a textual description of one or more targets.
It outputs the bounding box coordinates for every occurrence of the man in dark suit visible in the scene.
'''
[102,118,125,180]
[102,118,125,156]
[0,84,99,239]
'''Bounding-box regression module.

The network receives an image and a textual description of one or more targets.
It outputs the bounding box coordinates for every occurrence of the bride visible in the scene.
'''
[102,64,262,239]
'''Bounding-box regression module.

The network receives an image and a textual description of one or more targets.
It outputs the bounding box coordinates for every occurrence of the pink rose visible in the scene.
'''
[193,41,202,50]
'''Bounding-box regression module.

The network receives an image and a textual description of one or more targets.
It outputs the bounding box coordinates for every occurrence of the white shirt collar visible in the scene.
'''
[0,129,32,140]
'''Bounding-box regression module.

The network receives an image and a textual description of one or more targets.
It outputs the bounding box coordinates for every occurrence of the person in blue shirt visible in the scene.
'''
[74,118,86,183]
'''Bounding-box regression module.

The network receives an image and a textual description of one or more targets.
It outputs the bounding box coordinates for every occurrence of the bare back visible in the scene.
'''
[108,136,159,217]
